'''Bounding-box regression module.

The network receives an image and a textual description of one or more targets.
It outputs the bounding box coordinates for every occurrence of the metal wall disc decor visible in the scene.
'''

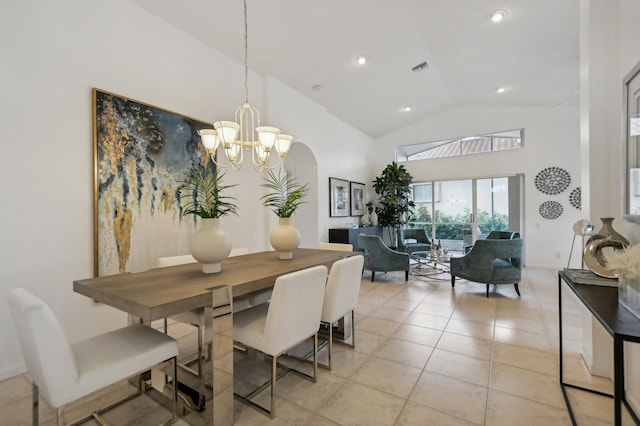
[534,167,571,195]
[539,200,563,219]
[569,187,581,209]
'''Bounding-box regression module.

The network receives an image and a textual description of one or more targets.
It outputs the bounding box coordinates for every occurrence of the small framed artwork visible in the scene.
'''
[329,177,350,217]
[350,181,365,216]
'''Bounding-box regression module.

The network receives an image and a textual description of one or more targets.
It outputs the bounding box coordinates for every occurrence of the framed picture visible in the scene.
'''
[329,177,350,217]
[350,181,366,216]
[93,88,213,276]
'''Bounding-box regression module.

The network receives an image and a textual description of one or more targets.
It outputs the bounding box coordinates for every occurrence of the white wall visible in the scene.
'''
[376,106,582,268]
[0,0,374,379]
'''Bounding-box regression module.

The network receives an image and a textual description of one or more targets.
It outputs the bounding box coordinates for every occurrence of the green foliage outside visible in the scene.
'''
[412,207,509,239]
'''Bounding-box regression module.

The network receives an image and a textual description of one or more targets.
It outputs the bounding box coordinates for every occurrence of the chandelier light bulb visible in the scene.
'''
[490,10,507,23]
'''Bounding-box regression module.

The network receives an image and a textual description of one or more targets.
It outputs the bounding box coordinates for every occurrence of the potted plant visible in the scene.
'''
[261,168,309,259]
[372,162,415,247]
[176,166,238,273]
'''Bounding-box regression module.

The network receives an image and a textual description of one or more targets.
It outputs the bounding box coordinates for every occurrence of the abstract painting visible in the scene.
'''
[329,177,350,217]
[93,88,213,276]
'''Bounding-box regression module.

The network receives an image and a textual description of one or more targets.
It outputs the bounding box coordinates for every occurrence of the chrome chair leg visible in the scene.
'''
[32,382,38,426]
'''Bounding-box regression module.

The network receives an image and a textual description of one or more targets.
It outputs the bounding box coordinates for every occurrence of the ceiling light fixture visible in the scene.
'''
[411,61,429,72]
[402,105,412,112]
[198,0,292,171]
[496,87,506,94]
[490,10,507,23]
[356,54,368,65]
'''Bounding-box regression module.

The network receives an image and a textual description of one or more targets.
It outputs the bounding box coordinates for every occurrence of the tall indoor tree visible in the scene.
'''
[372,162,415,247]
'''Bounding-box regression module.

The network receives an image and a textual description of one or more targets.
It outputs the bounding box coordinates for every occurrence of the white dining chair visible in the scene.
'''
[232,265,328,418]
[320,254,364,369]
[156,247,268,406]
[7,288,179,426]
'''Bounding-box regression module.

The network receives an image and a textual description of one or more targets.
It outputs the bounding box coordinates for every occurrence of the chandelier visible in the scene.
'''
[198,0,292,171]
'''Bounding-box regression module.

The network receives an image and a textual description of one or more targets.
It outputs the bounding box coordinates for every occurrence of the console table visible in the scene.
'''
[558,270,640,425]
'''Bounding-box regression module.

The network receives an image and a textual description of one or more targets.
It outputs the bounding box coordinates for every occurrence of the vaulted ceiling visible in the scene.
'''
[131,0,580,138]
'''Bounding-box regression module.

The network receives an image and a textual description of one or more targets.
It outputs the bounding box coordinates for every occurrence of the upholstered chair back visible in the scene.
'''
[322,255,364,324]
[8,288,78,408]
[263,265,328,355]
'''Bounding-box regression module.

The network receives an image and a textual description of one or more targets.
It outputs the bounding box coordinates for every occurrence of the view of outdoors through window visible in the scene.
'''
[397,129,523,162]
[410,178,510,252]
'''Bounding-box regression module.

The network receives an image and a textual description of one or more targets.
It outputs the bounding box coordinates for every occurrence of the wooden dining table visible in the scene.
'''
[73,248,357,425]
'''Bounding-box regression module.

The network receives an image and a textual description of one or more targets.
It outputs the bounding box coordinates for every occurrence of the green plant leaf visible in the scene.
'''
[260,169,309,218]
[175,166,239,219]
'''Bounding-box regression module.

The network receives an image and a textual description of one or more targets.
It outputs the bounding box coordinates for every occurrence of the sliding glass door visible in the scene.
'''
[411,176,519,252]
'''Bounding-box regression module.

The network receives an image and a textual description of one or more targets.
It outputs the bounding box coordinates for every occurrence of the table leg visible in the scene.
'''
[211,286,234,425]
[614,336,623,426]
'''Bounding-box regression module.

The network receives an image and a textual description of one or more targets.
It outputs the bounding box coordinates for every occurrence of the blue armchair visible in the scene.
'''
[397,228,438,254]
[450,238,523,297]
[358,234,410,282]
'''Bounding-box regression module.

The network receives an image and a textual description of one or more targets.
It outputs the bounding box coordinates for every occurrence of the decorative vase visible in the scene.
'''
[370,210,378,227]
[588,217,630,245]
[189,218,232,273]
[360,213,370,226]
[270,217,301,260]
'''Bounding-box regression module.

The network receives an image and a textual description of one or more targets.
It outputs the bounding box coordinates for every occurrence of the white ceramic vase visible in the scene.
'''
[370,210,378,227]
[360,213,370,226]
[189,218,232,273]
[270,217,301,260]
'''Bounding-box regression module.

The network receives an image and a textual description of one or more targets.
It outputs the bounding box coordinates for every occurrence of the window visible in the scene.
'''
[396,129,523,162]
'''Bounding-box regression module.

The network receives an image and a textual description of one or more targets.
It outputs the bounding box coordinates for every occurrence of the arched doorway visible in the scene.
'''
[283,142,319,248]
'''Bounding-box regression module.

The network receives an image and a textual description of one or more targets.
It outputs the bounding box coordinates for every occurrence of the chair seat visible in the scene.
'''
[233,303,270,353]
[70,324,178,406]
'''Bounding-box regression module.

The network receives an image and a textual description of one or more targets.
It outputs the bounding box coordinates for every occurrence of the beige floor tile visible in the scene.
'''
[375,337,434,368]
[316,381,405,426]
[355,316,400,337]
[233,395,313,426]
[367,306,411,323]
[494,316,545,334]
[493,325,554,351]
[347,329,385,352]
[485,389,571,426]
[489,362,565,409]
[409,371,487,425]
[391,323,443,347]
[491,342,557,376]
[445,318,495,340]
[276,369,346,411]
[322,346,370,379]
[383,298,420,311]
[436,332,493,360]
[351,357,422,398]
[403,311,450,330]
[304,414,343,426]
[425,349,491,387]
[452,307,496,325]
[562,355,614,395]
[565,387,613,423]
[395,400,480,426]
[414,301,455,318]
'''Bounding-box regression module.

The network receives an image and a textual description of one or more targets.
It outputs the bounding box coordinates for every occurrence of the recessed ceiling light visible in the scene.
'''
[496,87,506,94]
[311,84,323,91]
[356,54,368,65]
[490,10,507,23]
[402,105,412,112]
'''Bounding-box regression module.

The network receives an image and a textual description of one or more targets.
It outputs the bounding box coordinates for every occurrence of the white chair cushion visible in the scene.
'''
[232,303,270,351]
[70,324,178,405]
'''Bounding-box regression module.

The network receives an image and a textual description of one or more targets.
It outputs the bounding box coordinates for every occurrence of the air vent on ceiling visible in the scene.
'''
[411,61,429,72]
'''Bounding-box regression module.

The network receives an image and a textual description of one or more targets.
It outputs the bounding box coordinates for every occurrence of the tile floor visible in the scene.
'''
[1,266,636,425]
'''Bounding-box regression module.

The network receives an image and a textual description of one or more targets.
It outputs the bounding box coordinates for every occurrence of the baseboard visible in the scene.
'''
[0,364,26,382]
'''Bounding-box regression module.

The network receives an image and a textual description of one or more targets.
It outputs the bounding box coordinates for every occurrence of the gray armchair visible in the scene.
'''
[486,230,520,240]
[397,228,438,254]
[450,238,523,297]
[358,234,410,282]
